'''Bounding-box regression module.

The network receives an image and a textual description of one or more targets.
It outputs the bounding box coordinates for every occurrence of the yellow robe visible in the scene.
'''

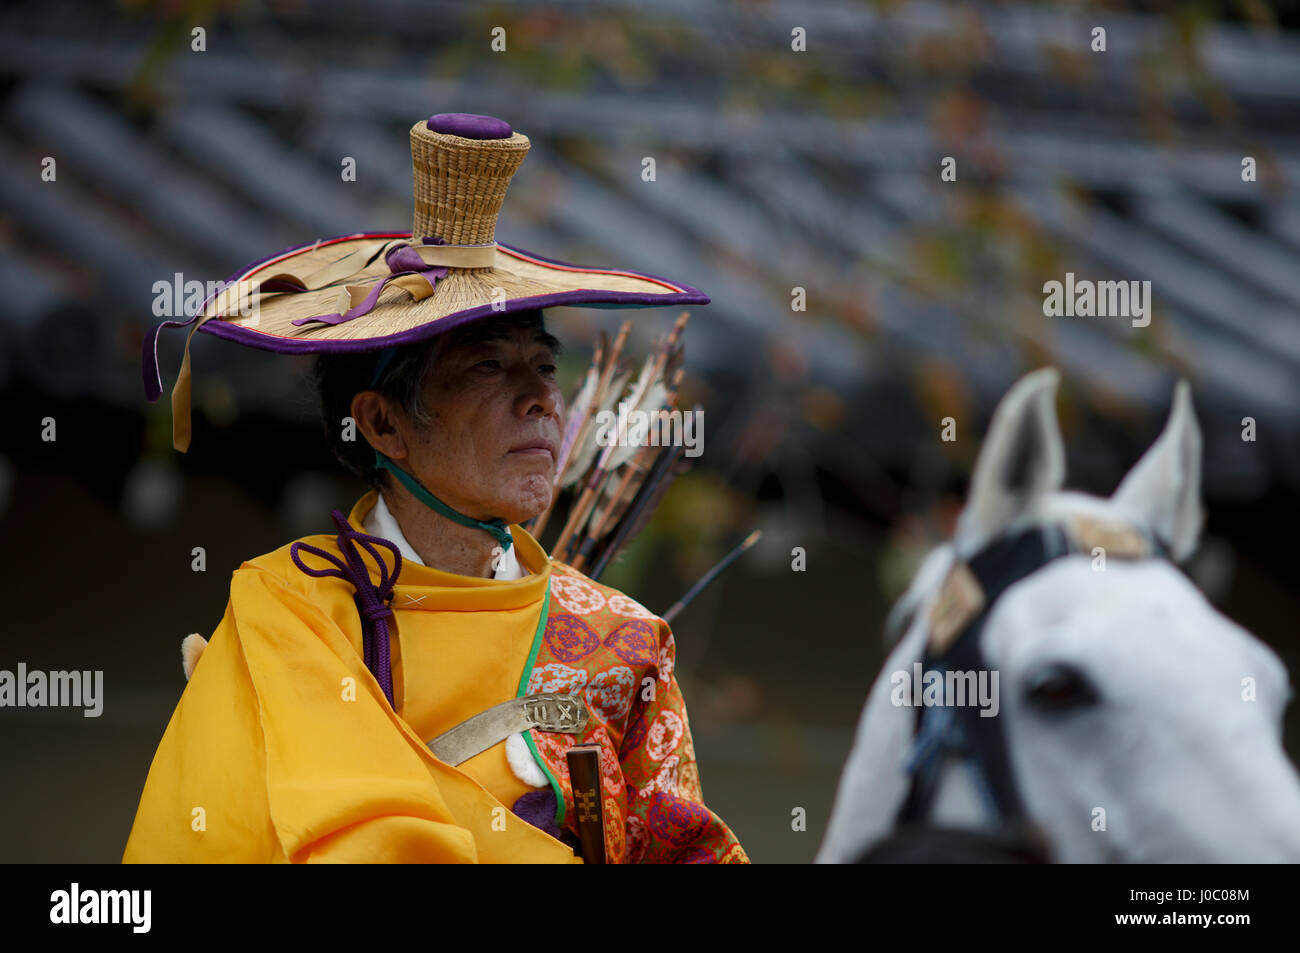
[123,490,581,863]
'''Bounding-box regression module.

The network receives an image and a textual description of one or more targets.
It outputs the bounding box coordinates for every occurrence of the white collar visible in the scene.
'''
[362,491,525,581]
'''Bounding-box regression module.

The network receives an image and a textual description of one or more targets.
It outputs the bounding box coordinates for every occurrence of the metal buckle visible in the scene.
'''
[928,562,986,655]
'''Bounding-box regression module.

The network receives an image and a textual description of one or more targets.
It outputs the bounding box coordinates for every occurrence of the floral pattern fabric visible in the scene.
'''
[527,562,749,864]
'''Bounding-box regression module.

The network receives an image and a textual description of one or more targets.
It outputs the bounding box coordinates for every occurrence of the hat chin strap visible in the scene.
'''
[372,450,513,553]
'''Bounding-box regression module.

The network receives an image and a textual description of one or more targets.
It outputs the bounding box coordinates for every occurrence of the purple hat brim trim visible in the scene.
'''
[143,231,709,399]
[142,232,373,402]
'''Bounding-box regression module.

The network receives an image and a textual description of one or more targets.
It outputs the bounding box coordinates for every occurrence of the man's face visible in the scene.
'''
[397,319,565,526]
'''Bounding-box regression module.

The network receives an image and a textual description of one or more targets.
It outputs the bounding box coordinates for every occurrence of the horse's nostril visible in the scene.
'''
[1025,662,1099,711]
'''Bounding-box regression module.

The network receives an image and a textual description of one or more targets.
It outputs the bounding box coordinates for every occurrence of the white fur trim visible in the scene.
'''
[506,732,548,788]
[181,633,208,681]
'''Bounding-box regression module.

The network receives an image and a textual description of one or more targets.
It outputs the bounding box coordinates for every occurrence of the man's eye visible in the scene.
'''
[475,360,502,370]
[539,364,557,376]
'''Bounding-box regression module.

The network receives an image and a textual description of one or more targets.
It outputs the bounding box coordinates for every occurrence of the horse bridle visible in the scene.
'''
[895,513,1172,828]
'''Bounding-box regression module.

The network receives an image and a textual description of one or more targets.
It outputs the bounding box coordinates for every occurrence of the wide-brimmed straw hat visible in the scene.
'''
[143,111,709,451]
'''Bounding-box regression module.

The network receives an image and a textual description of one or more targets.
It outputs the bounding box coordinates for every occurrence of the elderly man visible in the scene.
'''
[126,113,748,863]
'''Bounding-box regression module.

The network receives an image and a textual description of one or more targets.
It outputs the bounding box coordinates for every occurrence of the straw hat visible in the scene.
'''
[143,112,708,451]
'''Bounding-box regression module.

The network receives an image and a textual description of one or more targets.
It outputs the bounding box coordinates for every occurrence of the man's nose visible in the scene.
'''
[513,367,560,418]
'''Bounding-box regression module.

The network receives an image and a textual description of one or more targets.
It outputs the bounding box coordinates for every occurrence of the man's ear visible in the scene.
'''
[954,367,1066,553]
[350,390,410,461]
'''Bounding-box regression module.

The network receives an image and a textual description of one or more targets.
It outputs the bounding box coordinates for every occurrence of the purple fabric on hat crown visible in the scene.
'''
[426,113,513,139]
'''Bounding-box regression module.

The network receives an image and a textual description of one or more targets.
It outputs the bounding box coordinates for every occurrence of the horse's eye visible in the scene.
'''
[1025,662,1099,711]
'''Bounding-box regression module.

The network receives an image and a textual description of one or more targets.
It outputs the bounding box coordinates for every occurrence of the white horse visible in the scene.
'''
[818,368,1300,863]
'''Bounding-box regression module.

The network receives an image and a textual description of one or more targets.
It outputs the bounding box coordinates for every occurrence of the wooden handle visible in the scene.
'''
[566,744,607,864]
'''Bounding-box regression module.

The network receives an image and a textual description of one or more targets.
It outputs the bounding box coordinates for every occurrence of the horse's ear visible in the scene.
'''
[955,367,1065,552]
[1110,379,1203,562]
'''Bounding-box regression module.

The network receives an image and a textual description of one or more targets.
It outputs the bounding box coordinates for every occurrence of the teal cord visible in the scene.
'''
[373,450,513,552]
[369,346,398,388]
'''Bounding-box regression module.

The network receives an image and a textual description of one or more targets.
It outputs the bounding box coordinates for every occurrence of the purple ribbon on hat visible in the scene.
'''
[290,236,451,328]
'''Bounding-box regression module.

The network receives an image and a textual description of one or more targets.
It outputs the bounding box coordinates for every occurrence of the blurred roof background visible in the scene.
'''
[1,0,1298,863]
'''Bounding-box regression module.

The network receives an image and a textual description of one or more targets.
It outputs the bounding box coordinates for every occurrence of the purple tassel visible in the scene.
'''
[290,510,403,708]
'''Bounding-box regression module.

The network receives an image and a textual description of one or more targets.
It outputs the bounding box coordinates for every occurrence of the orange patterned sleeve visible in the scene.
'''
[617,620,750,864]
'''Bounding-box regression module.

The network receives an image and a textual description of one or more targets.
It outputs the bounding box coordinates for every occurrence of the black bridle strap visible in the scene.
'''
[897,520,1168,827]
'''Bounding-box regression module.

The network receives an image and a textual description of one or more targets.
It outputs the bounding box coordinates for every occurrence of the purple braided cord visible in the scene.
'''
[289,509,403,709]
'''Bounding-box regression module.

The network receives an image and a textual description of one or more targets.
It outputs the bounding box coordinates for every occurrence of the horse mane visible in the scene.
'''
[882,542,956,649]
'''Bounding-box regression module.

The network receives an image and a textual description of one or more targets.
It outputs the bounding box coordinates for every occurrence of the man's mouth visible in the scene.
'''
[508,439,556,458]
